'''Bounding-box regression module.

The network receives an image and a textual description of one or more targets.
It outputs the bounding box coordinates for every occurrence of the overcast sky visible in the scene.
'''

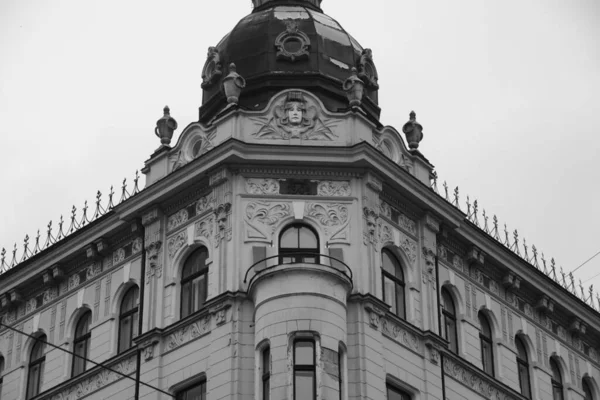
[0,0,599,297]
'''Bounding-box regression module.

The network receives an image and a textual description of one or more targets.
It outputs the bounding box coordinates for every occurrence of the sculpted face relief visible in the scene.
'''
[287,101,303,125]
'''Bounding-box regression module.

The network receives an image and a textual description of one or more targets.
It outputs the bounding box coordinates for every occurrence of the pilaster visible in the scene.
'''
[142,207,165,332]
[421,212,440,333]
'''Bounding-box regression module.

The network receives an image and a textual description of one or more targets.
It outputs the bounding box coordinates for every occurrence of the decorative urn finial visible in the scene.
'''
[343,67,365,108]
[222,63,246,105]
[402,111,424,150]
[155,106,178,146]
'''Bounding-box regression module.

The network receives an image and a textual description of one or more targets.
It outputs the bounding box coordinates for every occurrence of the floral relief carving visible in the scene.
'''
[381,319,421,352]
[168,230,188,259]
[306,203,350,242]
[399,235,418,266]
[191,131,214,158]
[251,91,339,141]
[44,356,136,400]
[166,316,211,351]
[380,223,394,245]
[25,298,37,314]
[379,201,392,219]
[43,288,58,304]
[443,357,521,400]
[86,262,102,280]
[317,181,351,197]
[245,201,291,241]
[246,178,280,195]
[196,194,214,215]
[168,209,189,231]
[378,200,416,236]
[195,216,214,240]
[113,248,126,265]
[68,273,80,290]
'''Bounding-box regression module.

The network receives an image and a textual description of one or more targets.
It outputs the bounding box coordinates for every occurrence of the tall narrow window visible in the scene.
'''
[441,288,458,353]
[0,355,5,400]
[550,358,564,400]
[26,336,46,399]
[279,224,319,264]
[262,347,270,400]
[118,286,139,353]
[381,249,406,319]
[515,336,531,398]
[72,311,91,376]
[386,384,411,400]
[583,379,594,400]
[338,349,343,400]
[294,339,316,400]
[176,380,206,400]
[181,247,209,318]
[478,312,494,376]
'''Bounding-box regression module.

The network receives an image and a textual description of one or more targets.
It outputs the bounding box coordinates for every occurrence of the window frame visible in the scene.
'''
[441,288,458,353]
[180,247,209,319]
[26,336,47,400]
[381,248,406,319]
[279,224,320,264]
[118,285,139,353]
[550,358,565,400]
[478,311,494,376]
[72,311,92,377]
[386,383,411,399]
[175,380,207,400]
[515,336,531,399]
[262,347,270,400]
[293,339,316,400]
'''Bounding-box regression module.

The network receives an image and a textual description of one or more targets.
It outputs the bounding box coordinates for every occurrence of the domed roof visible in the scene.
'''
[199,1,380,123]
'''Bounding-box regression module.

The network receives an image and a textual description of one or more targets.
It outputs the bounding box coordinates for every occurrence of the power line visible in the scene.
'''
[571,250,600,274]
[583,269,600,284]
[0,322,174,398]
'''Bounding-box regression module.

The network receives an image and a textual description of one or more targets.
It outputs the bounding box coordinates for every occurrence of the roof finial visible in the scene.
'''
[402,111,424,150]
[155,105,178,146]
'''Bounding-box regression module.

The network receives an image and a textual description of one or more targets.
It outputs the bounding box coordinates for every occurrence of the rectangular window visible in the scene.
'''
[176,381,206,400]
[386,384,411,400]
[263,348,270,400]
[294,340,315,400]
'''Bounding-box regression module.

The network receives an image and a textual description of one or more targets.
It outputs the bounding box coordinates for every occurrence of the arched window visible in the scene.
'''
[441,288,458,353]
[550,358,564,400]
[381,249,405,319]
[279,224,319,264]
[478,311,494,376]
[72,311,91,376]
[181,247,209,318]
[583,379,594,400]
[515,336,531,398]
[118,286,139,353]
[26,336,46,399]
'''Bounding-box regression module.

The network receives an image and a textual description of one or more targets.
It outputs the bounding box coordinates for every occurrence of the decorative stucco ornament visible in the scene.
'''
[275,20,311,62]
[357,48,379,89]
[201,46,223,89]
[251,91,338,140]
[343,67,365,108]
[402,111,424,150]
[222,63,246,104]
[155,106,178,146]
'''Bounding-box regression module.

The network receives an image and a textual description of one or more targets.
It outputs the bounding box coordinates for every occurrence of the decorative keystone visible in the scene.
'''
[155,106,178,146]
[402,111,424,150]
[222,63,246,105]
[343,67,365,108]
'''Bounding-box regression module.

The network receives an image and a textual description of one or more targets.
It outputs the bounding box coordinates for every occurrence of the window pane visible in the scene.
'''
[281,227,298,248]
[383,277,396,314]
[298,227,317,248]
[446,318,457,353]
[295,341,314,365]
[396,283,405,319]
[583,381,593,400]
[387,386,409,400]
[442,290,455,315]
[263,348,270,373]
[302,256,316,264]
[553,386,564,400]
[180,382,206,400]
[519,362,531,398]
[119,316,132,352]
[382,251,395,275]
[551,359,562,383]
[294,370,314,400]
[263,380,270,400]
[193,274,207,312]
[482,340,493,374]
[182,282,191,317]
[516,337,528,361]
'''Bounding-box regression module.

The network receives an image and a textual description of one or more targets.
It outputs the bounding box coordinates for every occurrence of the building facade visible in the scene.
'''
[1,1,599,400]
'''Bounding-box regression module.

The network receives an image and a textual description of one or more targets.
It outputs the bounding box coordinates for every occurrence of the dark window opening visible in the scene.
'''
[72,311,91,376]
[176,380,206,400]
[515,336,531,399]
[118,286,139,353]
[263,347,270,400]
[441,288,458,353]
[279,224,319,264]
[478,311,494,376]
[294,339,316,400]
[181,247,209,318]
[26,336,46,400]
[381,249,406,319]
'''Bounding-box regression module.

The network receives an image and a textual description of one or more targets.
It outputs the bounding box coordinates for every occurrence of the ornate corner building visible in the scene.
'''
[0,1,599,400]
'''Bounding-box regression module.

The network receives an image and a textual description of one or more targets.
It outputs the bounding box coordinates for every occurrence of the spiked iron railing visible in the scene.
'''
[431,172,600,313]
[0,171,142,275]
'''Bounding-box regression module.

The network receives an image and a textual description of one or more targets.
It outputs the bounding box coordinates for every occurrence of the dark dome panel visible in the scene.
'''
[199,4,380,123]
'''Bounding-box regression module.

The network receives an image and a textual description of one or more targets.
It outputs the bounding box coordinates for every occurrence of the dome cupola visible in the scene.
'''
[199,0,380,123]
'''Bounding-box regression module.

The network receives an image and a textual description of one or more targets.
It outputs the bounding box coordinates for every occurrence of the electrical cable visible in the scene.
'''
[0,321,174,398]
[583,268,600,284]
[571,250,600,274]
